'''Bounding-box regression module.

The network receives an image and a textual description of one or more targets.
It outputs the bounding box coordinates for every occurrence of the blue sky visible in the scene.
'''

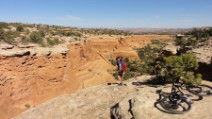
[0,0,212,28]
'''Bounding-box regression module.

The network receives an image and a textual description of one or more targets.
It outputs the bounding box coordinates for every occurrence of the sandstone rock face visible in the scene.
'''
[0,50,31,57]
[162,42,180,55]
[86,35,171,59]
[191,44,212,64]
[0,35,172,119]
[0,47,69,57]
[0,44,14,50]
[0,45,115,118]
[17,44,38,49]
[13,76,212,119]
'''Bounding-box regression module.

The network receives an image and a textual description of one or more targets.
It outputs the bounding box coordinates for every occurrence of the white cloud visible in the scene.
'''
[56,15,82,21]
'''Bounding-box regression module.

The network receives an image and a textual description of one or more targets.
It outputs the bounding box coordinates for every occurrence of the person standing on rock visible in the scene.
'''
[116,56,124,81]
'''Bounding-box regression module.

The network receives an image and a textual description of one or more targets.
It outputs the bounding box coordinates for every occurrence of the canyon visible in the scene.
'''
[0,35,171,119]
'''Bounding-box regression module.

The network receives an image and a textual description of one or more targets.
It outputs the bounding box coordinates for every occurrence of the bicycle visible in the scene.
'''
[154,79,192,114]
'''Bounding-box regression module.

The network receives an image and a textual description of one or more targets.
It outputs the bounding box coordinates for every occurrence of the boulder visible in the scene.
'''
[162,43,179,55]
[177,46,193,54]
[0,50,30,57]
[0,44,14,50]
[17,44,37,48]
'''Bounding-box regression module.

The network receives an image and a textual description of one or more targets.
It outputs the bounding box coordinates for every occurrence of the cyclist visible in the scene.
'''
[116,56,124,81]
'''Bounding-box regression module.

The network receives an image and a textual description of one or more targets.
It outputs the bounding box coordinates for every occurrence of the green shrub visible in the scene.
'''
[124,57,130,63]
[117,46,159,76]
[136,44,202,85]
[47,38,61,46]
[25,29,30,35]
[157,53,201,84]
[112,70,135,80]
[113,72,118,80]
[21,36,31,44]
[123,70,134,80]
[67,32,82,37]
[39,30,45,37]
[151,39,161,44]
[16,25,24,32]
[137,45,160,64]
[0,22,8,29]
[0,28,4,40]
[181,72,202,85]
[207,28,212,36]
[191,28,209,40]
[185,28,210,39]
[175,38,198,46]
[4,31,19,37]
[3,36,14,44]
[51,31,57,36]
[186,38,198,46]
[1,31,19,44]
[30,31,44,44]
[175,38,187,46]
[25,104,30,109]
[109,59,117,66]
[128,64,141,72]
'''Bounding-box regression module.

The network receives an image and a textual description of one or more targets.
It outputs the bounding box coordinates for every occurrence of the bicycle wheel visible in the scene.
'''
[186,84,212,96]
[157,97,191,114]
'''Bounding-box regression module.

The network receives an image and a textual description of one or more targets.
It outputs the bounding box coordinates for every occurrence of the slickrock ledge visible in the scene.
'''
[13,75,212,119]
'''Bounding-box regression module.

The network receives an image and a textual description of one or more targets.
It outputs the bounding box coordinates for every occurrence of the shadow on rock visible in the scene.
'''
[132,82,161,88]
[108,83,127,86]
[110,103,121,119]
[110,99,135,119]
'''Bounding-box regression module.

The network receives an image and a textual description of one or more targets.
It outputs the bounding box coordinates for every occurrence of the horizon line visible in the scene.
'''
[1,21,211,30]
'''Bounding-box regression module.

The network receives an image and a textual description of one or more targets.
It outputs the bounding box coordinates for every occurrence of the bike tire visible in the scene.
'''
[157,97,191,114]
[186,84,212,96]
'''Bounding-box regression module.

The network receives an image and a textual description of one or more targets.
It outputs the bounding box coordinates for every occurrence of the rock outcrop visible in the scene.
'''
[0,50,30,57]
[0,35,172,119]
[0,44,14,50]
[13,76,212,119]
[0,47,69,57]
[162,42,179,55]
[191,45,212,64]
[17,44,37,49]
